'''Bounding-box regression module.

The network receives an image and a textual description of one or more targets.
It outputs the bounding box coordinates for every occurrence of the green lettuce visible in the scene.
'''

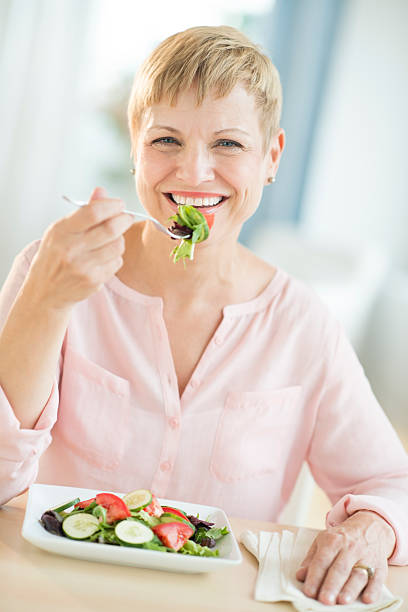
[179,539,219,557]
[130,509,161,528]
[168,205,210,264]
[205,526,229,540]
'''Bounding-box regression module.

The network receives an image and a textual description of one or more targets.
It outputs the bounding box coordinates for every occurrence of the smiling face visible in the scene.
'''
[133,83,284,244]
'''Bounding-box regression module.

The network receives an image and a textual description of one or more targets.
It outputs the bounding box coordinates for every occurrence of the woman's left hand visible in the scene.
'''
[296,510,396,605]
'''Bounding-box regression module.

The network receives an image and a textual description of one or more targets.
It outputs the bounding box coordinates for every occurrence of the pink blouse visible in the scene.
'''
[1,241,408,564]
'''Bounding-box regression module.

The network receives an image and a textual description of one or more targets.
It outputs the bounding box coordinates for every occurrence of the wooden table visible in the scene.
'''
[1,493,407,612]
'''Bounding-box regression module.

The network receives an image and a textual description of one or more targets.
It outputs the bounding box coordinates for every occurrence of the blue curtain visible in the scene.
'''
[240,0,345,246]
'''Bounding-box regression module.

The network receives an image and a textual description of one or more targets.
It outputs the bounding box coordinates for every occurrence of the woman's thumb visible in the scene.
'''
[89,186,108,202]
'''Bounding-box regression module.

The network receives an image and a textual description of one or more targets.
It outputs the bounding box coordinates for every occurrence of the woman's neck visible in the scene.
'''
[117,221,277,313]
[118,221,247,306]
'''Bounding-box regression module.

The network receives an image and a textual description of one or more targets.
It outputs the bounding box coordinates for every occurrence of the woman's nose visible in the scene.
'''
[175,146,215,185]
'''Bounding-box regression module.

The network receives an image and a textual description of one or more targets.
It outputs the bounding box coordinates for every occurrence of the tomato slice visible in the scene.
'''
[95,492,131,523]
[161,506,187,520]
[152,521,194,551]
[203,213,214,230]
[143,493,164,517]
[74,497,95,509]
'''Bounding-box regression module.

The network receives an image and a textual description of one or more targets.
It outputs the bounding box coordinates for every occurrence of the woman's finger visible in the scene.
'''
[65,196,125,233]
[333,564,370,605]
[302,537,341,600]
[86,236,126,266]
[361,563,387,604]
[316,550,357,605]
[84,212,134,250]
[296,541,317,582]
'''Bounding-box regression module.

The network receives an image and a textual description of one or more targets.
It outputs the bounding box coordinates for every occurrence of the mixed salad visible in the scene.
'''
[168,204,214,264]
[40,488,228,557]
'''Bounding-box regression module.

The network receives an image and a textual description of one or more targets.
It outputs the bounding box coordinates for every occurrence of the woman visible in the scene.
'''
[0,26,407,605]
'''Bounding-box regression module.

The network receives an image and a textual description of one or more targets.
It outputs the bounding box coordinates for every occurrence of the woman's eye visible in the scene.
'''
[215,139,243,149]
[151,137,179,146]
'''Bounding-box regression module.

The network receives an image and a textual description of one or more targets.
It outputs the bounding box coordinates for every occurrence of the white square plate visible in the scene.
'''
[22,483,242,573]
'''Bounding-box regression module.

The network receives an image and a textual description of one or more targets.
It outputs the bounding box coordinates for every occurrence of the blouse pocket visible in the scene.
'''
[55,346,130,470]
[210,387,302,483]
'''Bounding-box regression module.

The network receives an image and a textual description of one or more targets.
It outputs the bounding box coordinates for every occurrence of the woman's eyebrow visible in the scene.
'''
[147,125,251,137]
[214,128,251,137]
[147,125,181,133]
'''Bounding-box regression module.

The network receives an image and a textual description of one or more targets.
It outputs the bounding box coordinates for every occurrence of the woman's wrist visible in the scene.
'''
[352,510,396,559]
[21,273,73,318]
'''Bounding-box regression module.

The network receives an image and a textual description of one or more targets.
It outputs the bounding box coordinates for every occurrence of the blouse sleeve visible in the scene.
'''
[0,242,60,505]
[307,320,408,565]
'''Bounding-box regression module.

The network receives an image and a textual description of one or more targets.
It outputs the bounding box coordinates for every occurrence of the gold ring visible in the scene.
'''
[353,564,375,579]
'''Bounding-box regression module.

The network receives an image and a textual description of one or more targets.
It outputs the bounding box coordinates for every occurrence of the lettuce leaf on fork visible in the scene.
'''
[168,205,210,265]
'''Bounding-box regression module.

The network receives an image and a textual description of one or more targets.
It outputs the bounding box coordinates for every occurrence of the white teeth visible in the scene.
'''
[171,194,223,207]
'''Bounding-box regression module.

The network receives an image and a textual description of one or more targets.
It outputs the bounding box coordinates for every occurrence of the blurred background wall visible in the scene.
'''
[0,0,407,446]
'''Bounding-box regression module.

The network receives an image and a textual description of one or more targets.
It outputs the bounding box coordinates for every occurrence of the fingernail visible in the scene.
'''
[90,186,107,200]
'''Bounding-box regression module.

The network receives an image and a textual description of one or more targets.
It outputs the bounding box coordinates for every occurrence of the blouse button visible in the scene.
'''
[168,417,179,429]
[214,335,224,346]
[190,379,199,389]
[160,460,171,472]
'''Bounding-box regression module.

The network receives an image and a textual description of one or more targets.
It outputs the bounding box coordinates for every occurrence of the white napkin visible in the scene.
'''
[240,527,402,611]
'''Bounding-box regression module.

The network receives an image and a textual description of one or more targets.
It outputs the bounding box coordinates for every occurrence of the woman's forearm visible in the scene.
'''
[0,278,72,429]
[0,190,134,430]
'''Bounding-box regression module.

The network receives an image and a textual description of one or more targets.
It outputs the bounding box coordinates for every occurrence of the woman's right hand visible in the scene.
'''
[26,187,134,310]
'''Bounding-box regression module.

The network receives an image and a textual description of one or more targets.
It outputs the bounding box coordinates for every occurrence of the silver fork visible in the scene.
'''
[62,195,191,240]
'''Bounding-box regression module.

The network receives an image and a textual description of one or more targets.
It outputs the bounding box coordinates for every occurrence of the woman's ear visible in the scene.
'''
[264,128,285,185]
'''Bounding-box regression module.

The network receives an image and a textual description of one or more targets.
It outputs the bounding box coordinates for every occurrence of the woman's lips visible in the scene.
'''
[163,192,227,214]
[170,191,226,199]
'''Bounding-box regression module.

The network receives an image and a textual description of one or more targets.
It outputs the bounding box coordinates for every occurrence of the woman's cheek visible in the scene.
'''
[139,149,166,178]
[137,156,170,199]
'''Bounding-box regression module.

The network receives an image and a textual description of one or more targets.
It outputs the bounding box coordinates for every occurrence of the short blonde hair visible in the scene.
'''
[127,25,282,154]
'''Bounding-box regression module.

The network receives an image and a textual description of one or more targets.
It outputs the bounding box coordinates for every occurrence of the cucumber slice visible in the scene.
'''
[52,497,80,513]
[160,513,195,532]
[122,489,152,511]
[62,513,100,539]
[115,519,154,545]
